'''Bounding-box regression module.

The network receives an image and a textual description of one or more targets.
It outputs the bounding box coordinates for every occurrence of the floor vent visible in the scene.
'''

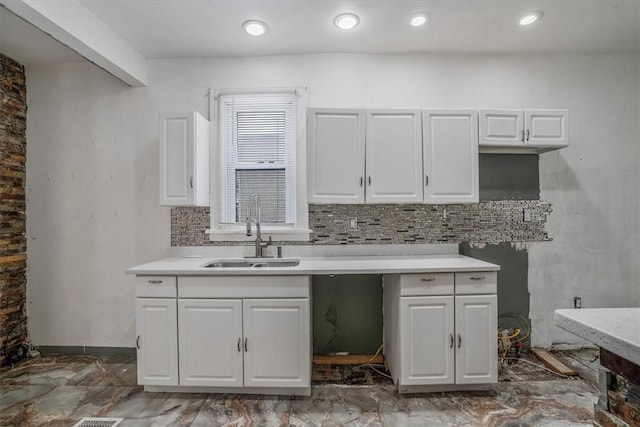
[73,418,124,427]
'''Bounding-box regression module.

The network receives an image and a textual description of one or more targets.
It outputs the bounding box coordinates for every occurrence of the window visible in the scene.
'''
[210,90,309,241]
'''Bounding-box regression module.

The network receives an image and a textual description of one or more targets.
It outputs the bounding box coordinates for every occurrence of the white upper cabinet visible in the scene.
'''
[479,109,568,153]
[366,110,423,203]
[525,109,569,147]
[478,109,524,147]
[307,109,365,204]
[307,108,422,204]
[159,112,210,206]
[423,109,479,204]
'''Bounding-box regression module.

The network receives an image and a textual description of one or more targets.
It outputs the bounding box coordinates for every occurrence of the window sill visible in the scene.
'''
[206,228,312,242]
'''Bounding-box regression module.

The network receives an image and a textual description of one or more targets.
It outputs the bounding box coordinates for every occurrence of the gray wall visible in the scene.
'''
[24,53,640,348]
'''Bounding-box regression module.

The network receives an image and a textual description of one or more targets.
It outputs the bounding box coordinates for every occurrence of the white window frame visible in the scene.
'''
[208,88,310,241]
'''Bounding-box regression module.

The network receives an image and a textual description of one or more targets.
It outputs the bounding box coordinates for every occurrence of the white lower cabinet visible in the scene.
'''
[136,274,311,395]
[178,298,310,388]
[135,276,179,387]
[384,272,497,392]
[400,296,455,385]
[135,298,179,386]
[455,294,498,384]
[242,299,310,387]
[178,299,243,387]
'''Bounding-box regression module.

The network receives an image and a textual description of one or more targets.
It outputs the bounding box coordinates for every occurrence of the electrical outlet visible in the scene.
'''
[523,208,532,222]
[349,217,358,230]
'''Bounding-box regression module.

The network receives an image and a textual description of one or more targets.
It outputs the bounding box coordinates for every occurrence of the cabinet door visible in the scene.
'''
[135,298,178,386]
[525,109,568,148]
[243,299,310,388]
[366,110,423,203]
[455,295,498,384]
[423,110,479,204]
[178,299,243,387]
[400,296,454,385]
[160,112,209,206]
[307,109,365,203]
[479,109,524,146]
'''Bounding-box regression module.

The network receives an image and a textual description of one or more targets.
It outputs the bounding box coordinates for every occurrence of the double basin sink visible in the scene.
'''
[206,258,300,268]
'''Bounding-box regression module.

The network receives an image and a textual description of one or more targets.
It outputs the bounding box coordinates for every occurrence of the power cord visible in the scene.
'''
[359,344,393,380]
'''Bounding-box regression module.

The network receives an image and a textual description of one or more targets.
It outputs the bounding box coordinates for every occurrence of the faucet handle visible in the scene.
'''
[260,236,273,249]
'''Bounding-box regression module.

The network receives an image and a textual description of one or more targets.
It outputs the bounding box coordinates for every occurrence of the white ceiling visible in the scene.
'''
[1,0,640,66]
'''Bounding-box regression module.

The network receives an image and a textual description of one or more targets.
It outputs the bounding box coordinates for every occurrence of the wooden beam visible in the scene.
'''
[313,354,384,365]
[530,348,578,376]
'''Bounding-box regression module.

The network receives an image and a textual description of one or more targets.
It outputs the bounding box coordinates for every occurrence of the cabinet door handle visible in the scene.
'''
[470,276,485,281]
[136,335,140,350]
[449,334,454,349]
[360,176,363,187]
[237,337,241,352]
[368,174,372,185]
[420,277,436,282]
[189,176,193,188]
[147,280,163,284]
[425,174,429,187]
[526,129,530,141]
[457,334,462,348]
[521,130,525,142]
[244,337,248,352]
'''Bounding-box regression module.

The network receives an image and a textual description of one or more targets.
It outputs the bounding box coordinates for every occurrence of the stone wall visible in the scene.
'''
[0,54,27,365]
[171,200,551,246]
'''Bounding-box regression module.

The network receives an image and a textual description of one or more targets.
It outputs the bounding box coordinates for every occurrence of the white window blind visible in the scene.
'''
[219,93,296,225]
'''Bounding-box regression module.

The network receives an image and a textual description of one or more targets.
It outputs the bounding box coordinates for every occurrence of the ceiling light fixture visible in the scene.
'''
[410,12,430,27]
[243,20,268,36]
[333,13,360,30]
[519,11,544,26]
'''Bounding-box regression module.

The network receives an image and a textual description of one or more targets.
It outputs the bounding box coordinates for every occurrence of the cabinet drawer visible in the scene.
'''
[135,276,177,298]
[455,272,497,294]
[400,273,454,296]
[178,275,310,298]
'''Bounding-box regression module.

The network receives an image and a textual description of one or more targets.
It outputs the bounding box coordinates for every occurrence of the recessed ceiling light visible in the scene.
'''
[410,12,431,27]
[243,20,268,36]
[333,13,360,30]
[519,11,544,26]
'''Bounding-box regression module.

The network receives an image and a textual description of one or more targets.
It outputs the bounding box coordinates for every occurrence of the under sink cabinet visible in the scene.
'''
[383,272,498,392]
[135,275,311,396]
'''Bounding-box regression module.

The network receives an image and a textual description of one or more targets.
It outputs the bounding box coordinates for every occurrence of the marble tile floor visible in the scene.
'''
[0,350,599,427]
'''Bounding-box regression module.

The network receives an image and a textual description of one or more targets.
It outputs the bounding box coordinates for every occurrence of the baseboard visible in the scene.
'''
[37,346,136,356]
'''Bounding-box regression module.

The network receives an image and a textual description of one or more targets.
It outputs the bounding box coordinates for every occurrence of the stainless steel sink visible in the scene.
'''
[251,260,300,268]
[206,260,254,268]
[205,259,300,268]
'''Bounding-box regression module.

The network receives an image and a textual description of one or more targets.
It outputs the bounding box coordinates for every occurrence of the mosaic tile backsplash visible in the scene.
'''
[171,200,551,246]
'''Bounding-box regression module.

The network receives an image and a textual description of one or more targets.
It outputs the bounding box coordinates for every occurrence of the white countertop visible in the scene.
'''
[555,308,640,365]
[127,254,500,276]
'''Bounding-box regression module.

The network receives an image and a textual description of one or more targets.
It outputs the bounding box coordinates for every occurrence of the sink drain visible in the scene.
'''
[73,418,123,427]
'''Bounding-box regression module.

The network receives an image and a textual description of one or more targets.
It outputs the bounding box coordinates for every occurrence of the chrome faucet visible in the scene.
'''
[245,194,271,258]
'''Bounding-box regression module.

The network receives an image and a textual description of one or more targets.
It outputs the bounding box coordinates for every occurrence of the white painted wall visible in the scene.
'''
[25,53,640,348]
